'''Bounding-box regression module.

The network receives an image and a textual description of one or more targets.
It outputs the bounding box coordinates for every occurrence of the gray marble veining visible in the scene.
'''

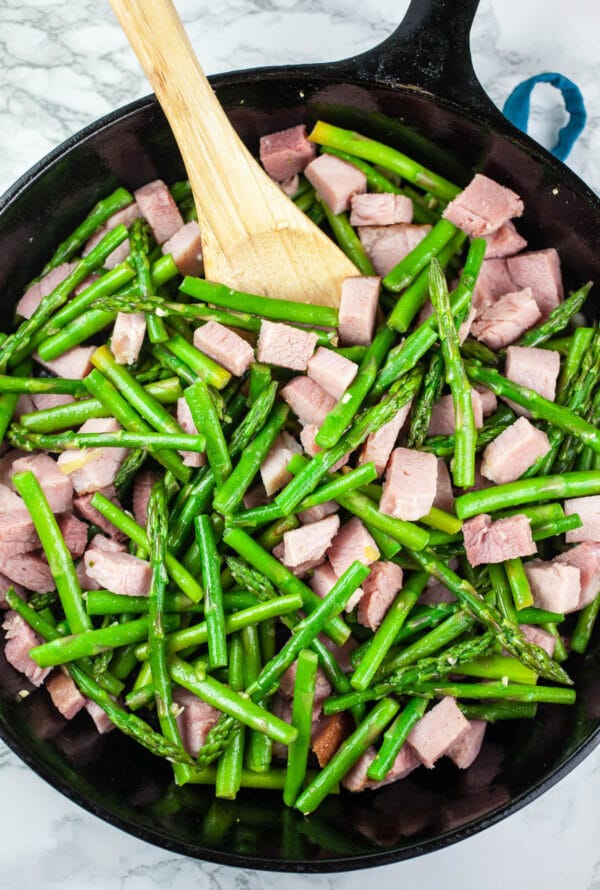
[0,1,599,888]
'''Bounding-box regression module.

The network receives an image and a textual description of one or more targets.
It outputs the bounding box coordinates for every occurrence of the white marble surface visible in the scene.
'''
[1,0,600,887]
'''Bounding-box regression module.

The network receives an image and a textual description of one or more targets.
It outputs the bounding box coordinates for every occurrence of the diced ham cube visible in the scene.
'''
[481,220,527,259]
[442,173,524,237]
[278,174,299,197]
[470,288,542,350]
[357,561,403,630]
[407,697,471,768]
[555,541,600,608]
[257,320,317,372]
[260,432,302,497]
[279,660,332,702]
[2,610,51,686]
[272,542,323,579]
[12,453,73,513]
[338,275,380,346]
[74,273,99,296]
[83,202,142,267]
[280,377,336,427]
[30,393,75,411]
[420,577,456,605]
[85,700,114,734]
[472,258,515,313]
[506,249,564,317]
[349,193,413,227]
[463,513,536,566]
[0,572,26,609]
[298,500,339,525]
[281,514,340,568]
[58,514,89,559]
[174,686,221,757]
[102,239,131,270]
[433,457,454,512]
[358,402,412,477]
[111,312,146,365]
[428,391,484,436]
[304,153,366,214]
[161,220,203,277]
[327,517,380,582]
[242,483,270,510]
[73,487,127,543]
[299,424,350,473]
[84,549,152,597]
[47,670,87,720]
[307,347,358,400]
[134,179,184,244]
[56,418,128,494]
[133,470,161,527]
[480,417,551,484]
[520,623,557,658]
[17,262,77,319]
[77,534,127,592]
[309,561,339,600]
[358,224,431,277]
[524,559,581,614]
[343,744,420,791]
[176,396,205,468]
[193,320,254,377]
[504,345,560,417]
[474,384,497,417]
[447,720,487,769]
[564,495,600,543]
[34,345,95,380]
[259,125,316,182]
[380,447,438,521]
[0,552,54,593]
[311,712,354,767]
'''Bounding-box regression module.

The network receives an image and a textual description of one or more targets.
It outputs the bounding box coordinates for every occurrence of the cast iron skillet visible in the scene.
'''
[1,0,600,872]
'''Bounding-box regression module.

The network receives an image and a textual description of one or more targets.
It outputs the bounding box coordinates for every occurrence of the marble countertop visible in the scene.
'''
[1,0,599,887]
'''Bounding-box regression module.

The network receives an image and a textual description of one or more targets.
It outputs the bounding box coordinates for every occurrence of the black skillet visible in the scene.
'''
[1,0,600,872]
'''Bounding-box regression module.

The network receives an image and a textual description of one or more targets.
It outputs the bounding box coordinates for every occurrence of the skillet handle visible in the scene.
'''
[351,0,501,120]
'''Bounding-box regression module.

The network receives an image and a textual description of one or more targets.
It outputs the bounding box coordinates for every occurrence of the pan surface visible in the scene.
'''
[1,0,600,871]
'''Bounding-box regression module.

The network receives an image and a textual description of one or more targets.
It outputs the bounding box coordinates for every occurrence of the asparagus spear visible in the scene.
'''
[316,199,376,275]
[383,218,458,293]
[195,515,227,669]
[216,636,246,799]
[407,349,444,448]
[283,648,319,806]
[129,218,168,343]
[9,425,206,453]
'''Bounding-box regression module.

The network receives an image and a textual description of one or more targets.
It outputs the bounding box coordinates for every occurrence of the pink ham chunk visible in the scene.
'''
[307,347,358,400]
[173,687,220,757]
[57,514,88,559]
[280,377,336,427]
[279,660,332,702]
[34,345,95,380]
[504,345,560,417]
[281,514,340,568]
[2,611,51,686]
[11,453,73,513]
[299,500,339,525]
[433,457,454,513]
[84,549,152,597]
[520,623,557,658]
[481,220,527,259]
[343,744,420,791]
[358,401,412,477]
[134,179,183,244]
[17,262,77,319]
[408,697,471,769]
[0,552,54,593]
[260,432,302,496]
[272,542,323,579]
[474,385,497,417]
[161,220,203,277]
[30,393,75,411]
[176,397,205,469]
[257,320,317,371]
[304,153,366,214]
[442,173,524,237]
[564,495,600,543]
[471,288,542,350]
[480,417,551,484]
[111,312,146,365]
[0,572,26,609]
[338,276,380,346]
[555,541,600,608]
[56,418,128,495]
[358,224,431,277]
[447,720,487,769]
[357,561,403,630]
[133,470,161,527]
[506,249,563,317]
[278,174,299,197]
[83,202,142,268]
[193,320,254,377]
[349,193,413,227]
[327,517,380,578]
[259,125,316,182]
[380,448,438,521]
[524,559,581,614]
[85,700,114,734]
[463,513,536,566]
[77,534,127,591]
[73,488,126,543]
[309,561,339,600]
[428,391,484,437]
[47,671,87,720]
[472,258,515,313]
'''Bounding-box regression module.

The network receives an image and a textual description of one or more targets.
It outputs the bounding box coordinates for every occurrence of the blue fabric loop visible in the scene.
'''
[502,72,586,162]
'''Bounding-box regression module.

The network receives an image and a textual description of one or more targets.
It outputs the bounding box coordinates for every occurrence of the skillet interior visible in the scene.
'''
[1,64,600,871]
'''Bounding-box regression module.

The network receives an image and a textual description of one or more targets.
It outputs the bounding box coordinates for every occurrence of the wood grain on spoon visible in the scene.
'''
[108,0,358,306]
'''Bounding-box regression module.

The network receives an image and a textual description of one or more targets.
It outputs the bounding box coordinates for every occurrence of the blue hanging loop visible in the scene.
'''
[502,72,586,162]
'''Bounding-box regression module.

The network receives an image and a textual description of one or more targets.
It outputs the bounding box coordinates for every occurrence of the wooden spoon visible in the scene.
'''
[108,0,358,306]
